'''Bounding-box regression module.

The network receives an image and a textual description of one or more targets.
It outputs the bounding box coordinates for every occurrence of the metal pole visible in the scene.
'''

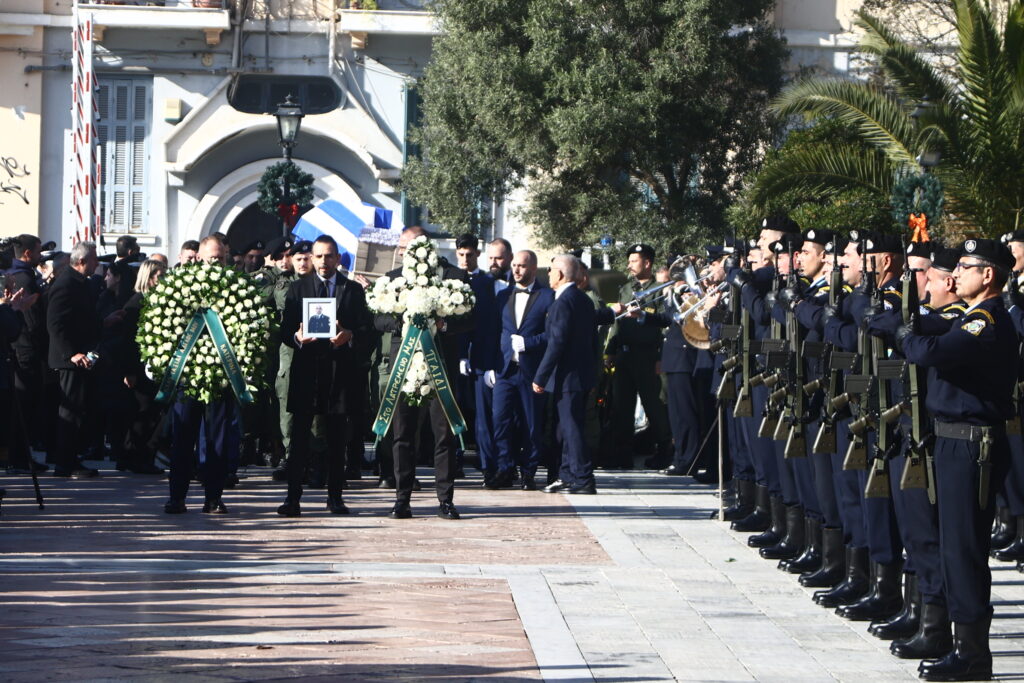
[718,401,725,522]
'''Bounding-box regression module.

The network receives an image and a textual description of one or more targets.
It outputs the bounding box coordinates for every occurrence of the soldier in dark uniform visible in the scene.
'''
[606,244,672,469]
[897,238,1018,681]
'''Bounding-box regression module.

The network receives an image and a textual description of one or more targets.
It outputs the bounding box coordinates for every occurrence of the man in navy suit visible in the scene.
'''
[533,254,598,495]
[491,250,555,490]
[455,234,502,480]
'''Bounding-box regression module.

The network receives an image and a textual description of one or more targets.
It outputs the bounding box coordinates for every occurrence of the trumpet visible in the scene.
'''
[672,281,728,324]
[615,256,696,319]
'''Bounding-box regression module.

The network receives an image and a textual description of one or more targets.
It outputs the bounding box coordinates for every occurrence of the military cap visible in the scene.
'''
[242,239,265,253]
[931,247,960,272]
[704,244,732,260]
[761,214,800,234]
[289,240,313,256]
[802,228,835,247]
[627,243,656,261]
[1001,230,1024,244]
[906,241,934,259]
[859,233,902,255]
[40,240,56,252]
[263,236,293,258]
[960,238,1014,270]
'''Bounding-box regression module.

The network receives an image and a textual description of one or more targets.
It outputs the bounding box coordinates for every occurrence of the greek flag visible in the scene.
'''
[291,199,399,270]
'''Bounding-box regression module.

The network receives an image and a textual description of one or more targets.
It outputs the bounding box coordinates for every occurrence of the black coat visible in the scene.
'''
[283,273,372,415]
[46,268,99,370]
[373,262,475,379]
[5,259,45,366]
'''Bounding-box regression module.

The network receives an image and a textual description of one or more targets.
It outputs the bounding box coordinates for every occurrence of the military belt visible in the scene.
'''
[933,421,998,442]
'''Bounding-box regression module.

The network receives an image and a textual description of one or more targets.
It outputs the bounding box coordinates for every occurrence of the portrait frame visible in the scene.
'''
[303,297,336,339]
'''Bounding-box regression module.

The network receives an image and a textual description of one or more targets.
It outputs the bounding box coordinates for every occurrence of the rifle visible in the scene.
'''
[841,249,876,471]
[805,265,851,454]
[897,262,932,500]
[731,259,755,418]
[864,256,902,499]
[1006,272,1023,437]
[758,253,788,439]
[782,244,808,458]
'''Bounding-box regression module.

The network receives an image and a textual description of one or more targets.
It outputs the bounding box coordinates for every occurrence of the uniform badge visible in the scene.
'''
[644,306,655,314]
[940,311,958,320]
[964,239,977,253]
[961,318,986,335]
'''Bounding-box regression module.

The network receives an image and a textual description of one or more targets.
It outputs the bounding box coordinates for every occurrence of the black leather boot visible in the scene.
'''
[836,560,903,621]
[992,516,1024,562]
[891,601,953,660]
[869,572,919,639]
[814,545,869,607]
[918,617,991,681]
[990,506,1014,550]
[721,478,756,521]
[748,495,785,548]
[782,516,822,574]
[761,504,805,560]
[732,483,770,532]
[801,526,844,587]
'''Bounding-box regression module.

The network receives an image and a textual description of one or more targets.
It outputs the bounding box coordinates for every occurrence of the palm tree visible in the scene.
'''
[750,0,1024,237]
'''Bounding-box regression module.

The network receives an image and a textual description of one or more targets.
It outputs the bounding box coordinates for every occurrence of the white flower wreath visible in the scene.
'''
[365,235,475,405]
[137,261,274,404]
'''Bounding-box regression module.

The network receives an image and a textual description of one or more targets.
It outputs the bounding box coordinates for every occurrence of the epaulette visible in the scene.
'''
[799,275,811,285]
[842,284,853,293]
[819,285,830,292]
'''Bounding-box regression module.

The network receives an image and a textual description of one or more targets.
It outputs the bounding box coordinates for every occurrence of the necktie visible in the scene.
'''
[321,278,333,298]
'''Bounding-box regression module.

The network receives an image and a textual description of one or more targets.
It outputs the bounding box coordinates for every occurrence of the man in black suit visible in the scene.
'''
[47,240,102,478]
[533,254,598,495]
[278,235,372,516]
[374,226,475,520]
[307,305,331,334]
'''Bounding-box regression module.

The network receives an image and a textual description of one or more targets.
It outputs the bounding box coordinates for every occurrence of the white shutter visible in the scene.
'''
[97,78,150,234]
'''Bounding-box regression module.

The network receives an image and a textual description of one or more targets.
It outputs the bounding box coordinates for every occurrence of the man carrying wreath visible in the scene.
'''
[278,235,372,516]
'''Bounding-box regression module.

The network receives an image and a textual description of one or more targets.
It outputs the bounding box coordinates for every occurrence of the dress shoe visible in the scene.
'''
[990,506,1014,549]
[163,499,187,514]
[202,498,228,514]
[272,467,288,482]
[437,501,460,520]
[485,470,516,490]
[660,465,688,476]
[917,618,991,681]
[390,501,413,519]
[568,481,597,495]
[692,469,718,484]
[277,500,301,517]
[991,516,1024,562]
[521,474,537,491]
[327,495,350,515]
[54,465,99,479]
[378,477,396,489]
[543,479,568,493]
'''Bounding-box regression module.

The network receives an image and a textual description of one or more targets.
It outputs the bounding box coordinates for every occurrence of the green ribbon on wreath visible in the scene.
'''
[154,307,255,406]
[371,319,469,448]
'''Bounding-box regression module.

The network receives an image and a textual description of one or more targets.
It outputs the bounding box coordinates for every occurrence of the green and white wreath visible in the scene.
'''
[137,262,275,404]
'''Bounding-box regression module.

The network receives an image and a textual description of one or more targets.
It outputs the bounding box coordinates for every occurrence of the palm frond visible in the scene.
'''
[955,0,1014,161]
[772,79,918,164]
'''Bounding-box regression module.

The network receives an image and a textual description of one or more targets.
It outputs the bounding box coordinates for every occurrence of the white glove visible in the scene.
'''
[459,359,472,376]
[510,334,526,353]
[484,369,497,388]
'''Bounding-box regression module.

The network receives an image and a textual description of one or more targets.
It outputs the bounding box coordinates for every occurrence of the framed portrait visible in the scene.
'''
[303,297,336,339]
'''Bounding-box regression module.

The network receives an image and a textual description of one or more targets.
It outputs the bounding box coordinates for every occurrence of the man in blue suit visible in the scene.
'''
[534,254,598,495]
[455,234,503,480]
[490,250,555,490]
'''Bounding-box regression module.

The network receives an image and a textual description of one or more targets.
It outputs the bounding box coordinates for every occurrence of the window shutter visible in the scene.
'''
[97,78,150,234]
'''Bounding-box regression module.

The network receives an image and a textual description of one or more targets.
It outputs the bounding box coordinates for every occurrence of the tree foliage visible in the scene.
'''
[403,0,787,257]
[752,0,1024,238]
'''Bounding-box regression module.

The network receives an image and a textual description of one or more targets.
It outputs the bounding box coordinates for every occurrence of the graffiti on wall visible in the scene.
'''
[0,156,31,205]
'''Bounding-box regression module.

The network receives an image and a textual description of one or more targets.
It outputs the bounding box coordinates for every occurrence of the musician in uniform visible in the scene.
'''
[606,244,673,469]
[896,238,1017,681]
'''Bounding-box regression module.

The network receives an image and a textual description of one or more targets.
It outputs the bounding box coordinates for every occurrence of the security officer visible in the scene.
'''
[606,244,672,469]
[897,238,1017,681]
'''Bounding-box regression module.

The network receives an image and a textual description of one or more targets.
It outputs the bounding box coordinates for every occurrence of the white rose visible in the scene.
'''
[416,275,429,286]
[415,247,428,259]
[420,384,431,396]
[417,262,428,274]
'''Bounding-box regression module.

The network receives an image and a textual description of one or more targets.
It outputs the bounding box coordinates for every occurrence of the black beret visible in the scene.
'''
[704,244,731,260]
[859,233,902,255]
[960,238,1014,270]
[762,214,800,234]
[802,228,835,247]
[263,236,292,258]
[769,233,803,254]
[455,233,479,251]
[825,236,849,255]
[628,243,656,261]
[905,241,933,259]
[931,247,960,272]
[1001,230,1024,244]
[289,240,313,255]
[40,240,56,252]
[847,229,871,244]
[243,239,265,253]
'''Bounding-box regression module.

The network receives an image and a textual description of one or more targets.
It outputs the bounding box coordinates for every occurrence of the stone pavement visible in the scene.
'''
[2,464,1024,682]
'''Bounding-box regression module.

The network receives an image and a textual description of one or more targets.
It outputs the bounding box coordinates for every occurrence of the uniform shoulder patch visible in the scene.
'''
[940,311,960,320]
[961,318,987,336]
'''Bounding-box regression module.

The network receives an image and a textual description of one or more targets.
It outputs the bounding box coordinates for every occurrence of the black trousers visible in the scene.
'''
[665,372,700,470]
[287,412,351,499]
[55,368,93,471]
[169,396,234,502]
[392,397,454,504]
[9,359,42,467]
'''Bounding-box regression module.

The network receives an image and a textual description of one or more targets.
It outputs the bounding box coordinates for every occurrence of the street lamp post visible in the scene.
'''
[274,94,304,238]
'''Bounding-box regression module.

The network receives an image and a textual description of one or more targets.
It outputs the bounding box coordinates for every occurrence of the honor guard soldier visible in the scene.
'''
[606,243,673,469]
[896,238,1018,681]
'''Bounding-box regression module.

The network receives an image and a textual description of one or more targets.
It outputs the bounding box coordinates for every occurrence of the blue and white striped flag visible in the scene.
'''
[291,199,400,270]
